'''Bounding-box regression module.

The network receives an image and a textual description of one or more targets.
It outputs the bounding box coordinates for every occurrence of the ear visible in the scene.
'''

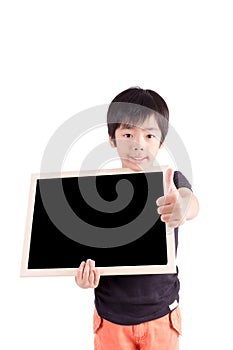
[109,136,116,148]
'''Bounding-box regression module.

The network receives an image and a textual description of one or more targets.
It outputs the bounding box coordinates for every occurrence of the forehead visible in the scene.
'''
[119,114,160,130]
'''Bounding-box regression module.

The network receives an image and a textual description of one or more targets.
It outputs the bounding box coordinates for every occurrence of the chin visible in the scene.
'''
[124,161,149,172]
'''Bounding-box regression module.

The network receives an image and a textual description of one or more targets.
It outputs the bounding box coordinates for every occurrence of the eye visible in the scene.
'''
[147,134,156,139]
[123,133,133,138]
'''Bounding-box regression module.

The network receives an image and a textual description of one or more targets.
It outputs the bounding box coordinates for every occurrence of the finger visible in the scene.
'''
[165,168,175,193]
[156,195,168,206]
[161,215,180,227]
[168,217,185,228]
[161,214,171,223]
[156,192,177,206]
[83,259,91,282]
[76,261,85,281]
[157,203,173,215]
[88,260,95,286]
[89,259,95,273]
[93,268,100,288]
[75,261,86,286]
[89,270,95,286]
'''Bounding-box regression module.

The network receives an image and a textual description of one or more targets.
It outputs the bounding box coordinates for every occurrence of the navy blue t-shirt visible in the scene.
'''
[94,171,192,325]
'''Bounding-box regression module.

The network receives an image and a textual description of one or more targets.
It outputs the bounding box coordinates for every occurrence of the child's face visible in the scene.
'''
[110,115,163,171]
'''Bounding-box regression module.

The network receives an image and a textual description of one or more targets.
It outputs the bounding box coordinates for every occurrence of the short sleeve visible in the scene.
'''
[173,171,192,191]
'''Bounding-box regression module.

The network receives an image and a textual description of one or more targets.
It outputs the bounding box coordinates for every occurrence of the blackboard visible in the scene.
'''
[20,167,176,276]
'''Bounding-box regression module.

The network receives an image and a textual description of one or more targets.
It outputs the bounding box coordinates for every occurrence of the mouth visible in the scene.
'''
[129,156,148,164]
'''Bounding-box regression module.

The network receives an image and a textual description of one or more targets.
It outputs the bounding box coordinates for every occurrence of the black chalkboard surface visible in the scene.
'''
[21,167,176,276]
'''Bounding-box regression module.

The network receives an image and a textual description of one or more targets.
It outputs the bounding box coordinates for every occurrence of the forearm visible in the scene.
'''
[178,188,200,221]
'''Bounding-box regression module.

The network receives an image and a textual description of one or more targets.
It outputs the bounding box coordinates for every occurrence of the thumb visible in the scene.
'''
[165,168,175,193]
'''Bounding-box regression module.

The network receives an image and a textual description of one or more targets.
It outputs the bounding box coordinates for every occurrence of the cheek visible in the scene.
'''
[148,144,160,158]
[116,139,130,152]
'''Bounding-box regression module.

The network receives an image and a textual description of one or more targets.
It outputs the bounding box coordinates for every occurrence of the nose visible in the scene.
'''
[133,144,144,151]
[132,135,145,151]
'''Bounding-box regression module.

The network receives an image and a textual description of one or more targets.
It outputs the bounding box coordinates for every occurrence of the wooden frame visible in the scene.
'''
[20,166,176,277]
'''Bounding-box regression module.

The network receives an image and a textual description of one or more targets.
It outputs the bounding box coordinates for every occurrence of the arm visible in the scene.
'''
[75,259,100,289]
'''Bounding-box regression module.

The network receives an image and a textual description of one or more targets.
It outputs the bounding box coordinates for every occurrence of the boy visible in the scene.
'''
[75,87,199,349]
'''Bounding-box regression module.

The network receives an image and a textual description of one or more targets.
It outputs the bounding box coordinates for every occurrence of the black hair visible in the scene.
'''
[107,87,169,145]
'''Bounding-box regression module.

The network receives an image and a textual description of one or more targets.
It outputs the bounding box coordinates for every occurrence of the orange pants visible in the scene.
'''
[93,306,182,350]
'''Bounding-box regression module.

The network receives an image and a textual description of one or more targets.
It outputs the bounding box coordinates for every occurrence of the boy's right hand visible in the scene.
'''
[75,259,100,289]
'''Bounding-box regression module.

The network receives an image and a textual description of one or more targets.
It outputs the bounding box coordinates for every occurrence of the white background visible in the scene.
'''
[1,1,233,349]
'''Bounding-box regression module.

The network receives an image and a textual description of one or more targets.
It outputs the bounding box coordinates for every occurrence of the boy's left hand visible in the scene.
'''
[156,168,191,228]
